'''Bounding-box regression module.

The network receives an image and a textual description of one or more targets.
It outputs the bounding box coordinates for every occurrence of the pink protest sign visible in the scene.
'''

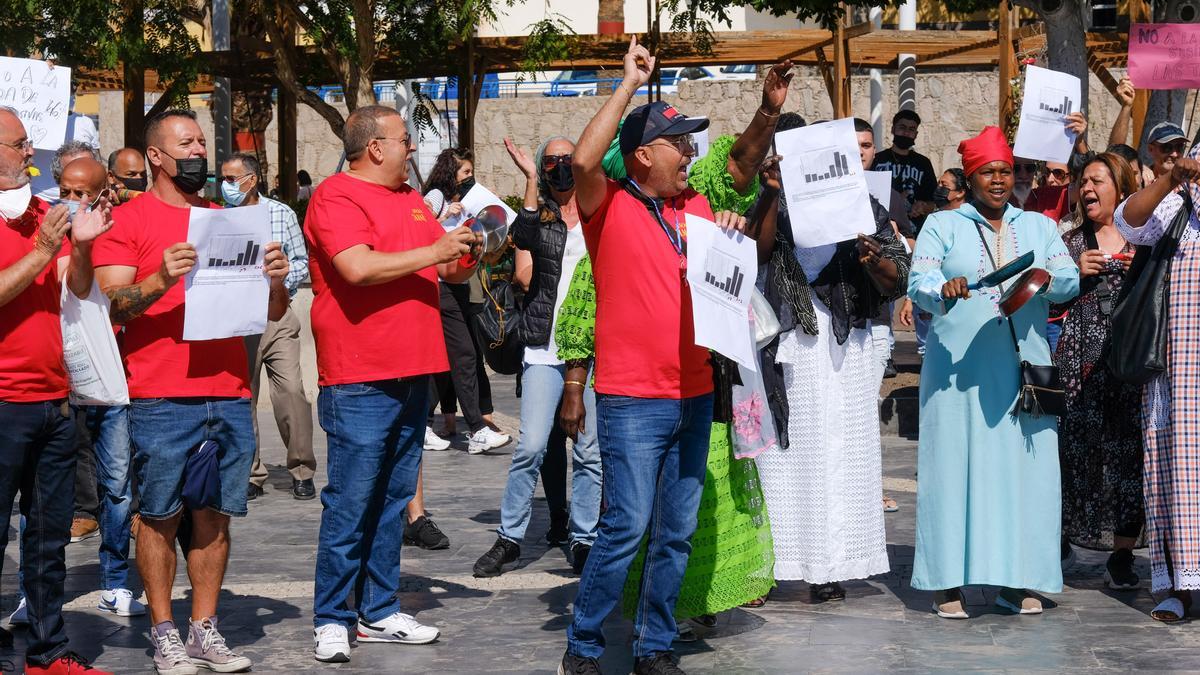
[1129,23,1200,90]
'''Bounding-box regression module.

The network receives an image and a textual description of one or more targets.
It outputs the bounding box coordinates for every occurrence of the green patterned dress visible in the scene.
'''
[556,136,775,616]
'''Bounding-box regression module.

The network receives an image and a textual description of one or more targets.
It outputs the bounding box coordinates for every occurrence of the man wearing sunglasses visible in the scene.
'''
[218,153,316,504]
[1146,122,1190,179]
[560,36,748,675]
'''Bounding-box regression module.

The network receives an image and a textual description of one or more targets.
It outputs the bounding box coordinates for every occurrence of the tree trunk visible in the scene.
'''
[598,0,624,34]
[1014,0,1089,114]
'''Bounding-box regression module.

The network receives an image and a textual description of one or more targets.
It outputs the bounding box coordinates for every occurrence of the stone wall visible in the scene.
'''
[98,68,1147,200]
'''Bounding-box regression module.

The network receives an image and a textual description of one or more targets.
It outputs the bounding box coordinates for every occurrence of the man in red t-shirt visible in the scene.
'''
[559,38,747,675]
[0,108,116,674]
[93,109,289,675]
[304,105,476,664]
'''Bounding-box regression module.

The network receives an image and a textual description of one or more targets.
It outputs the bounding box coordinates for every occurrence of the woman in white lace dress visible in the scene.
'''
[754,118,909,601]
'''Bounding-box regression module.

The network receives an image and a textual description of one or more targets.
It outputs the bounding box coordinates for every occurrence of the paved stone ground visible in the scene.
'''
[5,335,1200,673]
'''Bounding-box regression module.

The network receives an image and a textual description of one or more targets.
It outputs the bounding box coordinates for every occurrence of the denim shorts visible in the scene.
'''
[128,397,255,519]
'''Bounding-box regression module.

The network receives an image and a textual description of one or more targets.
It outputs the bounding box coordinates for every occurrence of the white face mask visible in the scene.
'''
[0,183,32,221]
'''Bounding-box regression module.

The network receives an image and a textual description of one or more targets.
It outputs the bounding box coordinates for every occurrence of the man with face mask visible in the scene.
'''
[218,152,315,502]
[0,106,116,674]
[872,109,937,228]
[107,147,149,203]
[93,109,291,675]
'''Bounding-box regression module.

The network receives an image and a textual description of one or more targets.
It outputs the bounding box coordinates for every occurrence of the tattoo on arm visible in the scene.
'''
[107,284,166,324]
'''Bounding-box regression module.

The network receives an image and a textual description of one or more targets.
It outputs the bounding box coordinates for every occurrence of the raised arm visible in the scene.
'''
[726,62,792,194]
[1118,157,1200,232]
[1107,77,1136,148]
[573,36,654,221]
[0,206,70,308]
[61,198,114,298]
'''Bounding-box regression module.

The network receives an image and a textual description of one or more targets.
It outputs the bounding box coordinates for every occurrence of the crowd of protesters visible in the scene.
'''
[3,35,1200,675]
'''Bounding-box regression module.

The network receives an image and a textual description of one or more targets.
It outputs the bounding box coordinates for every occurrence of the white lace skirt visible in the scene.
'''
[755,299,890,583]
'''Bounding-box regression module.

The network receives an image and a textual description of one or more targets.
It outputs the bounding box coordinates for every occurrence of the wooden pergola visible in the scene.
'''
[75,7,1141,199]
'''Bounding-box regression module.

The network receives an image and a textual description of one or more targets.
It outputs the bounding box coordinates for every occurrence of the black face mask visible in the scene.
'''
[547,163,574,192]
[456,177,476,199]
[893,135,916,150]
[933,185,952,208]
[158,151,208,194]
[121,176,148,192]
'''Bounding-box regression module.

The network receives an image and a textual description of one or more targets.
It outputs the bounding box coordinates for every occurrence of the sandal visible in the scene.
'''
[742,595,768,608]
[1151,595,1191,623]
[692,614,717,628]
[995,588,1043,615]
[883,497,899,513]
[810,582,846,603]
[932,588,968,619]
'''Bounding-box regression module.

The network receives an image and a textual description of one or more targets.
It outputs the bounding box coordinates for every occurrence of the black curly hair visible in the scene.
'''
[424,147,473,200]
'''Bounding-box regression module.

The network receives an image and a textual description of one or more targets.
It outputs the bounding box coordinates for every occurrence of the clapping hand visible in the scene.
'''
[70,195,113,245]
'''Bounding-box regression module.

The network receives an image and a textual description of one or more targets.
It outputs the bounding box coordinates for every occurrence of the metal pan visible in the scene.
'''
[999,268,1052,317]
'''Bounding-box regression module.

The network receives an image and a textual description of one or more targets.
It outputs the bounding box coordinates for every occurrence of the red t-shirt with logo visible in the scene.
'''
[0,197,72,402]
[92,193,250,399]
[304,173,448,386]
[583,180,714,399]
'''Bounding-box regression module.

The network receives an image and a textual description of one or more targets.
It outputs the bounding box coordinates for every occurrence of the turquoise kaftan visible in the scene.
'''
[908,202,1079,593]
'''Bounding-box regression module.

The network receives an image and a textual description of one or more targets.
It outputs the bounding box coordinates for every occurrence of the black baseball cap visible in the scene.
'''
[618,102,709,155]
[1148,121,1187,145]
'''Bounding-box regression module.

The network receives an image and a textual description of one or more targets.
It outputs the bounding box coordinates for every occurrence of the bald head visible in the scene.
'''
[59,157,108,205]
[108,147,147,191]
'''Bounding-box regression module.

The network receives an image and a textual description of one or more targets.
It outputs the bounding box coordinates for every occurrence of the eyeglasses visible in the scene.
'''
[0,138,33,153]
[542,154,573,169]
[1014,163,1037,174]
[219,173,252,184]
[375,136,414,149]
[648,135,697,157]
[1155,140,1188,154]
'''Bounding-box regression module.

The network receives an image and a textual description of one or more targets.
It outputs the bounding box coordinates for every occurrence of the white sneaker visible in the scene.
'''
[467,427,511,455]
[314,623,352,663]
[356,612,440,644]
[7,597,27,626]
[424,426,451,451]
[98,588,147,617]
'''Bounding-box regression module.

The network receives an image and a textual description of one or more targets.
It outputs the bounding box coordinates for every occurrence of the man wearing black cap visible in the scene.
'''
[1145,121,1190,179]
[558,36,747,675]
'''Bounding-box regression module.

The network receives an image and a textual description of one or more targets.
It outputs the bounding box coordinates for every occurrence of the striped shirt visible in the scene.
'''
[260,196,309,296]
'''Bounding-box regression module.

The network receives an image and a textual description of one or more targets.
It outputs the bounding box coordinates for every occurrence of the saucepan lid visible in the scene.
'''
[467,204,510,257]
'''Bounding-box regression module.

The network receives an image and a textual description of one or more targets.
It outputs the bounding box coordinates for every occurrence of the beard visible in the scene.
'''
[1011,183,1032,204]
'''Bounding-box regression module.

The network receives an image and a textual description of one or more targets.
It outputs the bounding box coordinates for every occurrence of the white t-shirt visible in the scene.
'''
[524,222,586,366]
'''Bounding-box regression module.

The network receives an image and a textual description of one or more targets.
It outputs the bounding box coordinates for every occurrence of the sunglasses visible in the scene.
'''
[1047,168,1069,180]
[1014,163,1037,174]
[1156,141,1188,154]
[542,154,573,169]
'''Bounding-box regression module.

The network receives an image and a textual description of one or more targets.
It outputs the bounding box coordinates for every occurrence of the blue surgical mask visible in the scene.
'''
[221,179,248,206]
[63,200,81,219]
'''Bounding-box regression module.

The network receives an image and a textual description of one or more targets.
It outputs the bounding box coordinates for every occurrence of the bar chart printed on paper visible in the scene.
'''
[802,149,853,184]
[206,235,262,269]
[702,248,746,303]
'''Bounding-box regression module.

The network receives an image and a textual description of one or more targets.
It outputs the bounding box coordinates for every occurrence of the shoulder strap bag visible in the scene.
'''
[1106,189,1192,384]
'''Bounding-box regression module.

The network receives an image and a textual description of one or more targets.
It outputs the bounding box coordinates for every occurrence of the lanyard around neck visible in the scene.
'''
[624,178,684,256]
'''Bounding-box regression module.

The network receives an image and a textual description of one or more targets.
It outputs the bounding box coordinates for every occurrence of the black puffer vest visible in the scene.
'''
[512,202,568,347]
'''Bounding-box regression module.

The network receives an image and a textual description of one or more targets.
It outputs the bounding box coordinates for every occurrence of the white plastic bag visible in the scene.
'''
[60,280,129,406]
[731,361,780,460]
[750,287,780,349]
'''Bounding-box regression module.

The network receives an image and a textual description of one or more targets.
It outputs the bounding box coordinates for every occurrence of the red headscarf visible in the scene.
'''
[958,126,1014,177]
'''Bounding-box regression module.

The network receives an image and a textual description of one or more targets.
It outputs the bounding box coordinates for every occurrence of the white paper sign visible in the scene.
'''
[685,214,759,370]
[0,57,72,150]
[183,205,272,341]
[688,129,711,175]
[445,183,518,230]
[776,118,875,248]
[865,170,893,209]
[1013,65,1081,164]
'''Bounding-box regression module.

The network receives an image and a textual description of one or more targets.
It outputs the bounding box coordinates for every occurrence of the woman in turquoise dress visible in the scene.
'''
[908,127,1079,618]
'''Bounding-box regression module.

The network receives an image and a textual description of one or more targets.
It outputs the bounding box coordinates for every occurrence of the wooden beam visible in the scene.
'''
[832,9,851,119]
[998,1,1017,137]
[1086,51,1121,100]
[815,47,837,113]
[778,21,874,62]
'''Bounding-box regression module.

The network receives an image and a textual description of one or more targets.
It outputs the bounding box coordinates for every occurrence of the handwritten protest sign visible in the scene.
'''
[1129,23,1200,90]
[0,57,71,150]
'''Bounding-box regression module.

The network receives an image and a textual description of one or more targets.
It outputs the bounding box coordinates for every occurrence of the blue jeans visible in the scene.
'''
[567,393,713,660]
[497,363,601,546]
[0,400,76,666]
[313,378,427,629]
[915,310,932,355]
[128,398,255,519]
[1046,319,1063,355]
[82,405,133,590]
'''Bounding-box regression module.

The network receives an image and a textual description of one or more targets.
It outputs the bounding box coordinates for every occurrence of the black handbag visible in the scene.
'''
[974,224,1066,418]
[475,274,525,376]
[1106,190,1192,384]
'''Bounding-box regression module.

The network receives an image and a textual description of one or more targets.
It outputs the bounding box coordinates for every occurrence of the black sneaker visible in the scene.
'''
[404,515,450,550]
[473,537,520,577]
[634,652,686,675]
[558,651,601,675]
[546,508,569,546]
[883,358,898,378]
[292,478,316,500]
[1105,548,1140,590]
[247,483,264,501]
[570,542,591,575]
